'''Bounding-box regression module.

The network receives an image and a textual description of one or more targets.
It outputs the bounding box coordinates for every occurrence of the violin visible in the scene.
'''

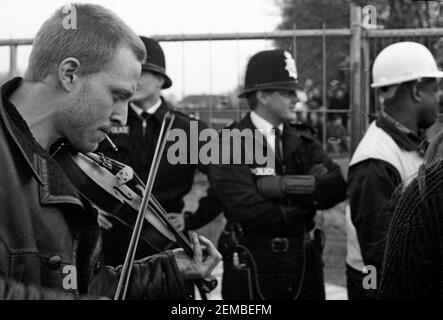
[54,150,174,247]
[54,149,217,299]
[53,112,217,300]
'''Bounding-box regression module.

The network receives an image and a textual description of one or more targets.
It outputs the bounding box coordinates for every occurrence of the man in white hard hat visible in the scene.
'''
[345,41,443,300]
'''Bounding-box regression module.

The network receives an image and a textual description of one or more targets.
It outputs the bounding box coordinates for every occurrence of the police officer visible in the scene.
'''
[210,49,347,300]
[97,36,224,266]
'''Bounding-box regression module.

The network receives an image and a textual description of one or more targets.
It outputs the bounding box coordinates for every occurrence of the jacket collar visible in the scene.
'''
[0,77,43,184]
[128,97,169,123]
[376,110,428,156]
[235,112,305,166]
[130,98,162,117]
[0,77,83,208]
[249,111,284,133]
[238,113,305,149]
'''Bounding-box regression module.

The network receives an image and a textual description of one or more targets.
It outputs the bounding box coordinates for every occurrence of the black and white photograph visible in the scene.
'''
[0,0,443,311]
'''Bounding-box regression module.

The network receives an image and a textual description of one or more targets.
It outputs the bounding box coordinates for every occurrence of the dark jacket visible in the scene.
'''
[97,99,224,264]
[347,114,427,274]
[0,78,187,300]
[98,99,223,224]
[210,112,346,239]
[378,161,443,299]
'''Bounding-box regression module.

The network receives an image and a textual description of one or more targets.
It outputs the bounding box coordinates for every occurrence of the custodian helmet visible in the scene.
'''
[139,36,173,89]
[239,49,298,98]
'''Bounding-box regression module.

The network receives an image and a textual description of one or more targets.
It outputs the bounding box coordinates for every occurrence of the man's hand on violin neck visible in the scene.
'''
[172,233,222,280]
[97,210,113,230]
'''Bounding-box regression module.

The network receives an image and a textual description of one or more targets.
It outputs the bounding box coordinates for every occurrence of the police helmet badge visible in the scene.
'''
[284,51,298,80]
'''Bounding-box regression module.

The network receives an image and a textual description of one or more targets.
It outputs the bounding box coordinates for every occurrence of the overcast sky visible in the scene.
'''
[0,0,283,100]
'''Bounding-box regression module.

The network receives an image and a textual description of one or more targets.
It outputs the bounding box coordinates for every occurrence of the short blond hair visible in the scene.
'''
[25,3,146,81]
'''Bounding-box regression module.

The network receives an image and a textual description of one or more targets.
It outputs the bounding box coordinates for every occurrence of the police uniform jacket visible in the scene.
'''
[209,112,347,239]
[98,98,223,223]
[97,98,224,264]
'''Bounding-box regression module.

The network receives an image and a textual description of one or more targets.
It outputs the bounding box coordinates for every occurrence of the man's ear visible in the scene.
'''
[256,91,269,105]
[58,57,81,91]
[411,83,422,103]
[156,74,165,89]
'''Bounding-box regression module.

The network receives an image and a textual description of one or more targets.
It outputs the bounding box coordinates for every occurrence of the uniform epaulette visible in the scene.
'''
[171,108,206,125]
[171,108,196,120]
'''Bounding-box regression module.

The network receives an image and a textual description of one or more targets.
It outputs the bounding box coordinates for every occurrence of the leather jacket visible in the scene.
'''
[0,78,187,300]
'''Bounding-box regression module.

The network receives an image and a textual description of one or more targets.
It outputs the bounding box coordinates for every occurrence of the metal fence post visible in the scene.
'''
[350,4,363,154]
[362,34,370,128]
[292,23,297,60]
[208,35,213,128]
[9,45,18,77]
[236,32,241,122]
[322,23,327,151]
[181,34,185,101]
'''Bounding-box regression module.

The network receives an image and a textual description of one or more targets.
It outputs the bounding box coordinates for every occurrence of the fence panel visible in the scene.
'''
[3,12,443,156]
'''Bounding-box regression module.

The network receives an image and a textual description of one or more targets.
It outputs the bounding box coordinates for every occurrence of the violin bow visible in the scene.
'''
[114,111,175,300]
[102,157,217,299]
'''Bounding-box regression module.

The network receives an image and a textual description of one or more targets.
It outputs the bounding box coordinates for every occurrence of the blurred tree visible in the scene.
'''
[353,0,443,29]
[277,0,350,29]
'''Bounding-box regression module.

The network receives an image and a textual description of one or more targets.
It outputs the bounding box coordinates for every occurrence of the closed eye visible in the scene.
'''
[111,89,133,102]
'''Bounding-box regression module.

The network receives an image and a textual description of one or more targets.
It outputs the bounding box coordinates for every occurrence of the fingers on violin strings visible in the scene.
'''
[96,207,111,217]
[97,214,113,230]
[191,232,203,262]
[198,235,219,257]
[198,235,222,270]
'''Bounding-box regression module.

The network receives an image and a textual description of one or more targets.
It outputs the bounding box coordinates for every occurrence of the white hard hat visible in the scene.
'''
[371,41,443,88]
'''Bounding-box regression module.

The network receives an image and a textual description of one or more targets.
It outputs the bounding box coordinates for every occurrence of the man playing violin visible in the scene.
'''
[0,3,221,299]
